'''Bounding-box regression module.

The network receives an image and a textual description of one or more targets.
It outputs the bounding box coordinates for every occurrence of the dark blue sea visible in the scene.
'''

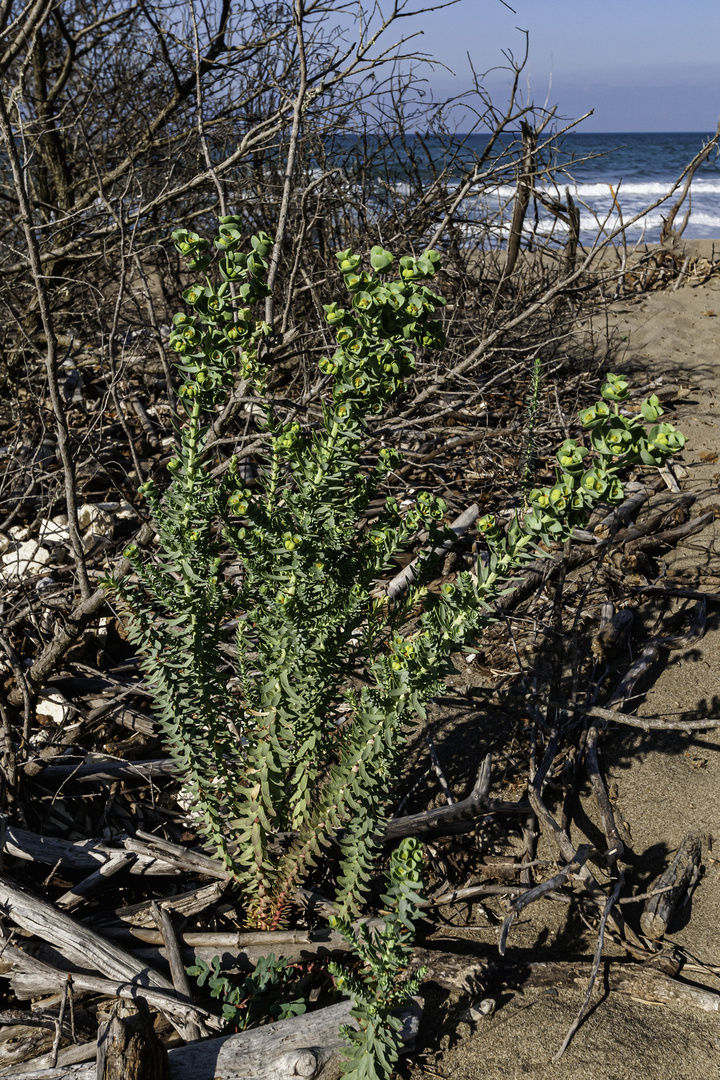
[331,131,720,247]
[541,131,720,245]
[456,131,720,246]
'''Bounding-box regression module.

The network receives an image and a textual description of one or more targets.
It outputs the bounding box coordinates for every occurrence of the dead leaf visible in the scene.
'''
[699,451,718,463]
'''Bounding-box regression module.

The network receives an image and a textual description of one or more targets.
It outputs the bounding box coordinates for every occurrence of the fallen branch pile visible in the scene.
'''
[0,385,718,1072]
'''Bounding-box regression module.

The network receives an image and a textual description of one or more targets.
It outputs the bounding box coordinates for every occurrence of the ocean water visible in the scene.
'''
[333,131,720,248]
[463,131,719,247]
[533,131,720,246]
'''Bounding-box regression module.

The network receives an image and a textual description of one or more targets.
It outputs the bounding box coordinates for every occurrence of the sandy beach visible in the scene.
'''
[404,241,720,1080]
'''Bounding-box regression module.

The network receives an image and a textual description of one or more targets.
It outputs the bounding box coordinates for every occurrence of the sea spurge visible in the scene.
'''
[600,371,630,401]
[640,393,664,423]
[556,438,588,472]
[105,221,687,936]
[521,373,686,543]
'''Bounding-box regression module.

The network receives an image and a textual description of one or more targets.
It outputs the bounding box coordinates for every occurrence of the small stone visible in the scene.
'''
[0,541,52,580]
[77,503,115,537]
[37,519,70,544]
[36,690,74,726]
[460,997,497,1021]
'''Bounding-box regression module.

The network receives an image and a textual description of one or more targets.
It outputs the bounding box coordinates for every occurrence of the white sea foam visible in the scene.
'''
[385,177,720,203]
[452,206,720,247]
[532,209,720,233]
[679,211,720,227]
[576,180,720,197]
[460,177,720,199]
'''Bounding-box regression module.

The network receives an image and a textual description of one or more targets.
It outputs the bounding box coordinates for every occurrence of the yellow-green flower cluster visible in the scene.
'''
[168,220,273,412]
[320,245,445,417]
[523,374,686,541]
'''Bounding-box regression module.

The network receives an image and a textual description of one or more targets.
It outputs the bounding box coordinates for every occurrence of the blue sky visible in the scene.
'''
[406,0,720,132]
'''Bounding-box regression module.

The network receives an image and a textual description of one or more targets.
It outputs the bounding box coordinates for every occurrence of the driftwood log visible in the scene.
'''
[55,854,135,911]
[3,827,183,876]
[7,947,718,1080]
[2,1038,97,1076]
[640,834,702,939]
[4,997,422,1080]
[96,998,171,1080]
[109,883,226,927]
[101,928,359,973]
[36,760,177,782]
[0,939,218,1034]
[0,1023,57,1071]
[0,874,176,991]
[3,827,232,880]
[385,754,529,844]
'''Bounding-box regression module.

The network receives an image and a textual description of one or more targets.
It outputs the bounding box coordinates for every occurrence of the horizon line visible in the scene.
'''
[415,130,717,137]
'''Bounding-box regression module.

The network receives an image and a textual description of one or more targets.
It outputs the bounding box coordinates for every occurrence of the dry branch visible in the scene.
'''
[410,947,720,1013]
[560,702,720,733]
[4,826,183,876]
[0,873,175,989]
[0,876,220,1039]
[499,845,592,956]
[640,834,702,940]
[0,938,220,1034]
[385,754,529,844]
[384,503,479,599]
